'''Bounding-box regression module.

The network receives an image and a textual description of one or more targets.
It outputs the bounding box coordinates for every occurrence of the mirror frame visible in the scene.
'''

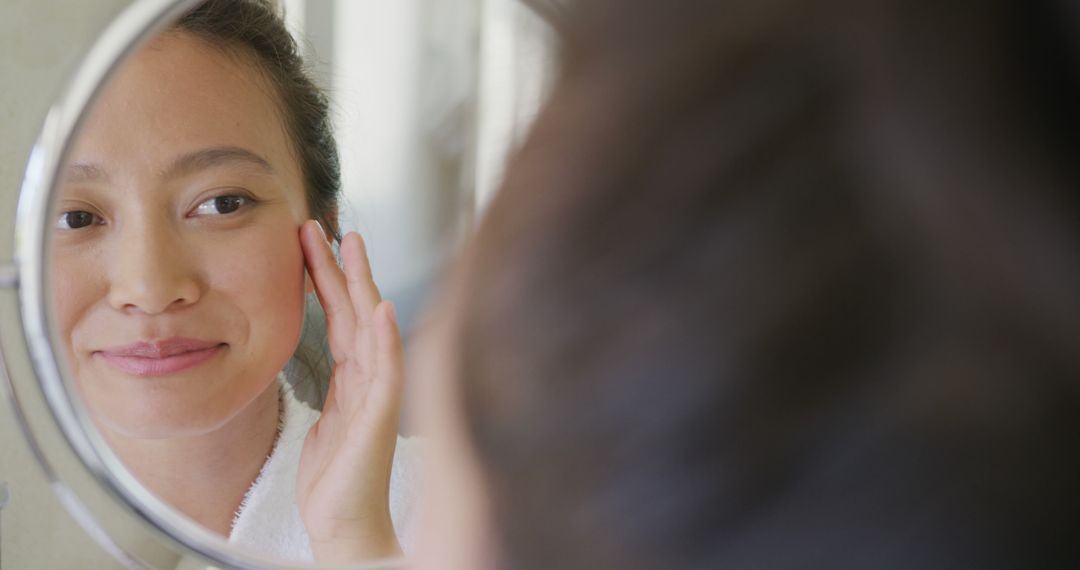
[1,0,404,568]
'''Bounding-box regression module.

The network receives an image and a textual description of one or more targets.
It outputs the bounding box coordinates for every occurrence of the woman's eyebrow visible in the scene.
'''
[64,163,108,183]
[162,146,275,179]
[61,146,274,185]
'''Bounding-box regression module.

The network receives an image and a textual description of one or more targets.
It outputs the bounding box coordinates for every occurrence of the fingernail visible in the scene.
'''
[311,219,326,241]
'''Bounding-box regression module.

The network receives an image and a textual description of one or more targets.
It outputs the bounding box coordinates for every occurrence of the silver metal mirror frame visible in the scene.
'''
[7,0,403,568]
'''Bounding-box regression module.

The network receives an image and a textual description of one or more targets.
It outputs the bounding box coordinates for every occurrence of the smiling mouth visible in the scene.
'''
[95,339,227,377]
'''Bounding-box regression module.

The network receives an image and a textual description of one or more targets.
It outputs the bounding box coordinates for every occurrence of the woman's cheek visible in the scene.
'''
[206,225,307,350]
[209,223,304,288]
[49,252,103,358]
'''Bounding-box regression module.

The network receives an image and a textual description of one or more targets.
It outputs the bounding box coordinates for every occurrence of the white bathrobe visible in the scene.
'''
[227,377,422,562]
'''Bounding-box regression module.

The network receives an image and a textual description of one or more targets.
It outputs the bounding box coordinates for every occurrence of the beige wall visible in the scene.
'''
[0,2,136,568]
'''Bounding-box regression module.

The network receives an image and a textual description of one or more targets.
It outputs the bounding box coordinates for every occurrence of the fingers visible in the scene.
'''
[373,301,404,410]
[300,220,388,377]
[351,300,404,433]
[340,231,383,384]
[340,233,378,379]
[340,232,382,320]
[300,220,355,361]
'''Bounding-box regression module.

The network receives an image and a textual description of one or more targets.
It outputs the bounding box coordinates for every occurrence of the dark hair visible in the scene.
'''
[175,0,341,240]
[175,0,336,407]
[457,0,1080,568]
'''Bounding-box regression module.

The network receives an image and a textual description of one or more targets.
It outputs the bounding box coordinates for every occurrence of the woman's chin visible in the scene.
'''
[97,408,231,440]
[76,368,276,440]
[84,379,280,441]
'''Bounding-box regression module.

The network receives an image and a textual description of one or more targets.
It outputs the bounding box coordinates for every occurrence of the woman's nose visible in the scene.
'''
[107,224,202,314]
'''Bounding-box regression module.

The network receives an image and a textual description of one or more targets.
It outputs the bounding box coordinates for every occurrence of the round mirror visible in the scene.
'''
[3,0,555,568]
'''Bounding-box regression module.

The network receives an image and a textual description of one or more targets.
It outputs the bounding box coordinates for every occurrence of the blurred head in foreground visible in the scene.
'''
[416,0,1080,568]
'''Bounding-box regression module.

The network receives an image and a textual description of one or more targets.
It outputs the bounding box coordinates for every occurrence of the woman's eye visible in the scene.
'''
[193,195,250,216]
[55,210,101,230]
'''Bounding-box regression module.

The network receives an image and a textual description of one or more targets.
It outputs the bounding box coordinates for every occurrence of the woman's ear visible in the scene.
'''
[305,269,315,294]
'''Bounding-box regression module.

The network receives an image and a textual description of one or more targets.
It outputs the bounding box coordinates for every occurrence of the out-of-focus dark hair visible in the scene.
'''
[174,0,335,406]
[456,0,1080,568]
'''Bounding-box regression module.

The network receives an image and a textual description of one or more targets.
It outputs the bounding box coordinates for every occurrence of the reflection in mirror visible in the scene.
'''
[42,0,523,565]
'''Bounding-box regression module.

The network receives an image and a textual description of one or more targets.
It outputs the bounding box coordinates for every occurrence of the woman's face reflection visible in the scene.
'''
[51,32,310,439]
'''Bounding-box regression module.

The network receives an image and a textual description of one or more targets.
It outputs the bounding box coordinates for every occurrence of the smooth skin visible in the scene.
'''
[51,31,402,562]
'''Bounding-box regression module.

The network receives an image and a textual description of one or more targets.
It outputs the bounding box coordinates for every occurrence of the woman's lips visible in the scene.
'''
[95,338,226,377]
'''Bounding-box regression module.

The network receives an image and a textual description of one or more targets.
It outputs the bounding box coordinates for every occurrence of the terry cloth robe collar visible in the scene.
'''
[227,373,422,562]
